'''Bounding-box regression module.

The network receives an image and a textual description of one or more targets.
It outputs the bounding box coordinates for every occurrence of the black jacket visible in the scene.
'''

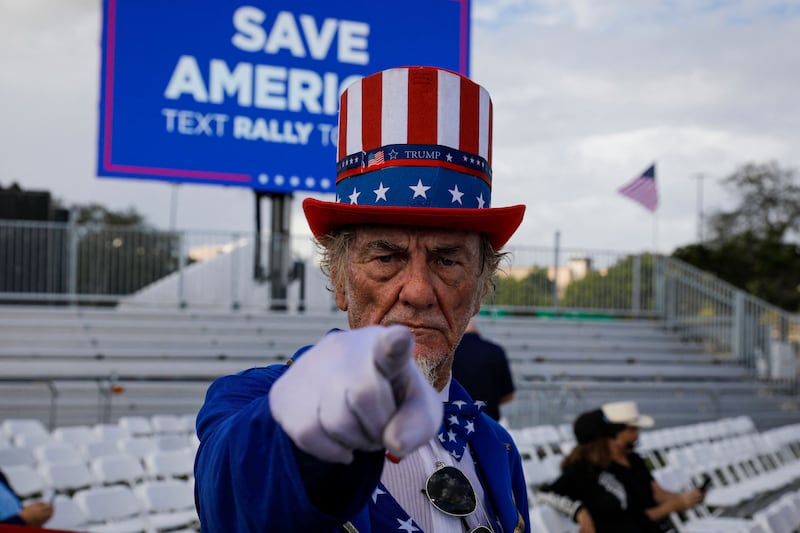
[536,460,654,533]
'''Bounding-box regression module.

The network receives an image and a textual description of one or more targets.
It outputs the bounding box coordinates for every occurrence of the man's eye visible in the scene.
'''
[377,255,393,263]
[439,257,456,266]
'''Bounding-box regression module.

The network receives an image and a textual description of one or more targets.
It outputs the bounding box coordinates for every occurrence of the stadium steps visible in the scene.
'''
[472,316,798,431]
[0,306,796,431]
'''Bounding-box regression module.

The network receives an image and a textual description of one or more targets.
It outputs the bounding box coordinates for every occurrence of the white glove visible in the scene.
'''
[270,325,442,464]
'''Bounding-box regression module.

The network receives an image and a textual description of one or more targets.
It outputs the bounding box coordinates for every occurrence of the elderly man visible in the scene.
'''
[194,66,529,532]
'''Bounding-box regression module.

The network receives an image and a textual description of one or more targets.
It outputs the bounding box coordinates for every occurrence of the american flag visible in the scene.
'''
[366,150,384,167]
[618,163,658,212]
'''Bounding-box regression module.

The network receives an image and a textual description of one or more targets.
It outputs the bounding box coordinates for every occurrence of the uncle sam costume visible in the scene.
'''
[195,345,529,532]
[194,66,529,532]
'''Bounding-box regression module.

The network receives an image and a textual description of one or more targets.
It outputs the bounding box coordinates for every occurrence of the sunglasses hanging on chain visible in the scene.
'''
[422,461,494,533]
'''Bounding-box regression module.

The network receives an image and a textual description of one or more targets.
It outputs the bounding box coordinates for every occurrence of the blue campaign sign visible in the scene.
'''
[97,0,471,194]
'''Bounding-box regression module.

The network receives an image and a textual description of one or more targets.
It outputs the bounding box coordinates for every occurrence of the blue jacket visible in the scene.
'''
[0,472,24,525]
[195,343,530,532]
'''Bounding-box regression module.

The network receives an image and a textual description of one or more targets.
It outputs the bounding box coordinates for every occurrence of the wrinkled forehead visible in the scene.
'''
[350,224,483,250]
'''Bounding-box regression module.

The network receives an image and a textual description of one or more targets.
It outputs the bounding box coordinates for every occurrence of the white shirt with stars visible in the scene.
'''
[380,379,493,532]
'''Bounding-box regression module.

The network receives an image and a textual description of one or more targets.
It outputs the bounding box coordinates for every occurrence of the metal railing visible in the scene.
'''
[662,257,800,388]
[1,219,798,385]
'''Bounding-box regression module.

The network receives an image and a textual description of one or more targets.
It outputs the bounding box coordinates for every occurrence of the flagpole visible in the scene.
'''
[652,210,658,252]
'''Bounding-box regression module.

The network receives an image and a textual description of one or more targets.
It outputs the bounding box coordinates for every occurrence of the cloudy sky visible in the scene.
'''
[1,0,799,255]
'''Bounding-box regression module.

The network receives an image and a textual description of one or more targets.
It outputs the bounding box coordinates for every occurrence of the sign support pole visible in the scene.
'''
[253,191,294,311]
[253,191,266,283]
[254,191,294,311]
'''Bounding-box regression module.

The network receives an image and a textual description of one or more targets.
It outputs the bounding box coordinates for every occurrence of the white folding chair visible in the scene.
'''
[34,442,84,465]
[143,448,195,480]
[652,464,692,493]
[39,460,96,494]
[538,454,564,484]
[523,454,562,494]
[522,425,563,456]
[134,478,199,531]
[556,423,573,442]
[93,423,129,443]
[150,414,184,435]
[529,504,578,533]
[762,494,800,533]
[0,446,36,467]
[730,416,757,435]
[12,431,53,449]
[179,413,197,435]
[188,433,200,453]
[1,463,49,499]
[47,493,91,531]
[81,439,122,462]
[90,454,146,487]
[53,425,97,448]
[154,434,190,452]
[679,516,761,533]
[2,418,49,440]
[73,484,148,533]
[117,436,157,460]
[118,416,153,437]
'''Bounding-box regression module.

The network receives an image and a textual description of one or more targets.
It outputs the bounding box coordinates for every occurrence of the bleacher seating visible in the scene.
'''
[0,306,347,427]
[0,305,797,431]
[471,316,799,431]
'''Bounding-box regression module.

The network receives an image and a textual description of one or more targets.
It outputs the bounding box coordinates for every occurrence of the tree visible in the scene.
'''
[673,161,800,312]
[70,203,148,226]
[66,204,180,297]
[489,266,554,308]
[561,254,656,313]
[708,161,800,242]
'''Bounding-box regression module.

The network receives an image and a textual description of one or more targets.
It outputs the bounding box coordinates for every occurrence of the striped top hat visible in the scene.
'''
[302,66,525,249]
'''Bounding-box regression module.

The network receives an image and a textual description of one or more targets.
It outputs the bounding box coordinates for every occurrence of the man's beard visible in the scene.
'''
[414,357,441,387]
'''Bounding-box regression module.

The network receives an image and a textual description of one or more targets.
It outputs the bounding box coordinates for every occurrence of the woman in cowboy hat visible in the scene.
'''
[535,408,646,533]
[195,65,528,532]
[603,401,705,531]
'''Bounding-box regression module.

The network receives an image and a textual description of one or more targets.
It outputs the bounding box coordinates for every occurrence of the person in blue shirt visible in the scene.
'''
[194,65,529,532]
[0,471,53,527]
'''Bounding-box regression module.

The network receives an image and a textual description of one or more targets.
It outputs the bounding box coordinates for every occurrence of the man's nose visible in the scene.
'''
[398,259,436,309]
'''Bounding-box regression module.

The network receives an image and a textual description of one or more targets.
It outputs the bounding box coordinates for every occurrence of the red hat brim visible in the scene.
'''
[303,198,525,250]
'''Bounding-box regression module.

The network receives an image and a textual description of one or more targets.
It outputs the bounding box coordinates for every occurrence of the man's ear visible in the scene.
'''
[470,298,482,317]
[331,269,348,312]
[472,276,490,316]
[334,286,348,311]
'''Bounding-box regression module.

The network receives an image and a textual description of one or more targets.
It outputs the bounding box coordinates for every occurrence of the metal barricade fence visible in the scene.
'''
[0,220,661,315]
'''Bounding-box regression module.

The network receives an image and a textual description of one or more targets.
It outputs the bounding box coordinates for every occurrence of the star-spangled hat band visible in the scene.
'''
[303,66,525,250]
